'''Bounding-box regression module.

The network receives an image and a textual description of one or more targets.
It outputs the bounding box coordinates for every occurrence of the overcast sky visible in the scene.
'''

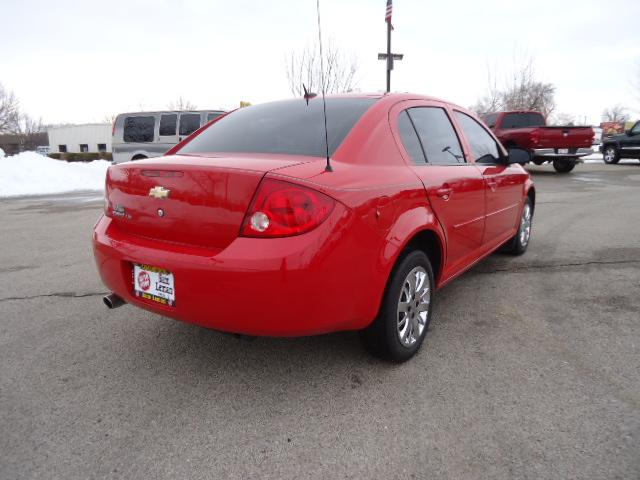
[1,0,639,125]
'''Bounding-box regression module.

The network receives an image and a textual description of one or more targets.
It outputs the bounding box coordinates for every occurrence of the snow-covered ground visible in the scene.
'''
[0,151,110,198]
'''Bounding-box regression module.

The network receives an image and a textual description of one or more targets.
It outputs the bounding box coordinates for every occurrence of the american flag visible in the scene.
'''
[385,0,393,24]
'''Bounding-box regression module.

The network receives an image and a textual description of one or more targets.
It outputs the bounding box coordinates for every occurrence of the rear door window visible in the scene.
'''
[407,107,465,164]
[123,116,155,143]
[398,111,426,164]
[455,111,501,164]
[179,114,201,136]
[159,114,177,136]
[207,112,223,122]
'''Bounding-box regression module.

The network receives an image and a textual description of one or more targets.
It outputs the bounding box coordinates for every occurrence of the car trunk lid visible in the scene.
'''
[105,154,314,249]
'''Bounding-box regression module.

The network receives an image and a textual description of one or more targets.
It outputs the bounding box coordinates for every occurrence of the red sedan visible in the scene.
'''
[94,93,535,362]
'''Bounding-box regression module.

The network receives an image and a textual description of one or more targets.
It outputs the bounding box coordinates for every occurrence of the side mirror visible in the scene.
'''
[625,129,632,136]
[506,147,531,165]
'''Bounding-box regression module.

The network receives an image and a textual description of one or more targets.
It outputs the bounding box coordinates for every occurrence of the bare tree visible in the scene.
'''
[18,114,46,150]
[602,105,629,123]
[102,113,117,124]
[471,57,556,118]
[551,112,576,126]
[0,82,21,133]
[167,97,197,110]
[286,41,358,97]
[471,67,502,116]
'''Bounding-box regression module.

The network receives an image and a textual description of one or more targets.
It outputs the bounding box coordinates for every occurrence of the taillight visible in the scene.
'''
[104,167,111,216]
[240,178,335,238]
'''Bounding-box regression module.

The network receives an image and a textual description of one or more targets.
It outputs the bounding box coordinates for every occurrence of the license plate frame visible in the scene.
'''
[557,148,569,154]
[133,264,176,307]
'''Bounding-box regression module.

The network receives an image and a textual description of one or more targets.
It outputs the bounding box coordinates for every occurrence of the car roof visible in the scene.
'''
[301,92,471,113]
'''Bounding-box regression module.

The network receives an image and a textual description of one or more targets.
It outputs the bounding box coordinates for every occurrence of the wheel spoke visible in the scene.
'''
[415,271,426,293]
[410,315,420,342]
[406,273,417,296]
[400,317,411,344]
[398,301,410,313]
[398,315,408,341]
[401,285,411,301]
[418,286,430,301]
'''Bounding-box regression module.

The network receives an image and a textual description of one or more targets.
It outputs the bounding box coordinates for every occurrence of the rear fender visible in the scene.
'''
[381,205,446,286]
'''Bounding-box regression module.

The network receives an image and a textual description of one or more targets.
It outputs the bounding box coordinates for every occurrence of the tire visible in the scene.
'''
[361,250,434,362]
[131,154,148,161]
[552,159,575,173]
[602,145,620,164]
[502,198,533,255]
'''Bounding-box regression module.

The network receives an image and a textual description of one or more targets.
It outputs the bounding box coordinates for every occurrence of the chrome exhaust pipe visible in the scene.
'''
[103,293,125,309]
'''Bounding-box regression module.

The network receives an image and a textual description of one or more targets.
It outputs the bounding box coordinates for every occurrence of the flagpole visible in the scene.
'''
[386,19,391,93]
[379,1,402,93]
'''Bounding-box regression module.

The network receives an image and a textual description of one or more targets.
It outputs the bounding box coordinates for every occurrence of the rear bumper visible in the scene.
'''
[533,148,593,159]
[92,207,383,336]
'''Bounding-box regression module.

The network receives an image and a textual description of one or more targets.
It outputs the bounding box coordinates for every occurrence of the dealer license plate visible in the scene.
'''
[558,148,569,154]
[133,264,176,307]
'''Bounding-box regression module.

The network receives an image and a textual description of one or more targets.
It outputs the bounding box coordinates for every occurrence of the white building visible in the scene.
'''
[47,123,112,154]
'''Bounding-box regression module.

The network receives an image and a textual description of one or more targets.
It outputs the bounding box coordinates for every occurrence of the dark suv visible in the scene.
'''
[601,121,640,164]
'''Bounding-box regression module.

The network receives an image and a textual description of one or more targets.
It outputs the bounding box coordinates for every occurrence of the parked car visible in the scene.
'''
[601,121,640,164]
[482,111,594,173]
[94,94,535,362]
[111,110,225,163]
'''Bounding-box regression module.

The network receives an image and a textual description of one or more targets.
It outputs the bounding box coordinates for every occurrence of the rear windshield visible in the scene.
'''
[501,112,545,129]
[177,97,377,157]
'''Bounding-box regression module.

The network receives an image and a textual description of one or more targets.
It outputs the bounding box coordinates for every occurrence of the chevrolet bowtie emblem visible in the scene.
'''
[149,186,170,199]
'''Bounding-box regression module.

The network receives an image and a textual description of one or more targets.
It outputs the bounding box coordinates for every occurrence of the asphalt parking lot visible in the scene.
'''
[1,162,639,479]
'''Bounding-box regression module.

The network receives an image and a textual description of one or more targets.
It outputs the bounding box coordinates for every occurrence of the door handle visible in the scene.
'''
[435,186,453,200]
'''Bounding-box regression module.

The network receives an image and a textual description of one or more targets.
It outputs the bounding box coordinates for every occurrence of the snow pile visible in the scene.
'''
[0,147,5,159]
[0,151,110,197]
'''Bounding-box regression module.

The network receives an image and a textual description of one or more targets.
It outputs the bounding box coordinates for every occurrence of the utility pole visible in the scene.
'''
[378,1,403,92]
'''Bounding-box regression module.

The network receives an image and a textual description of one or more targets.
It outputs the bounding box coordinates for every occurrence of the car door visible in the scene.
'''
[620,121,640,158]
[393,103,485,278]
[453,110,526,246]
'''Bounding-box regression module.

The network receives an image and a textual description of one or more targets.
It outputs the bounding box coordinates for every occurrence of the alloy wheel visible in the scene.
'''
[519,203,532,247]
[397,266,431,347]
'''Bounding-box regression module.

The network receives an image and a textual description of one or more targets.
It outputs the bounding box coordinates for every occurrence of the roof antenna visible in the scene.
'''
[315,0,332,172]
[303,84,316,105]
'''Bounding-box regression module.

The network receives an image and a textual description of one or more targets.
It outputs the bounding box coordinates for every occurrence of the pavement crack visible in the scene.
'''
[474,259,640,275]
[0,291,107,303]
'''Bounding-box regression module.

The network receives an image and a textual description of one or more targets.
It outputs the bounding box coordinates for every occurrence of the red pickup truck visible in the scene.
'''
[482,111,594,172]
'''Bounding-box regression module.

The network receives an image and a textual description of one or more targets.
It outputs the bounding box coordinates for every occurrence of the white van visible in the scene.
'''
[111,110,225,163]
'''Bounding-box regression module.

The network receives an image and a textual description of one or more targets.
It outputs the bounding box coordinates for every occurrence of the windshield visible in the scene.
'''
[177,97,377,158]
